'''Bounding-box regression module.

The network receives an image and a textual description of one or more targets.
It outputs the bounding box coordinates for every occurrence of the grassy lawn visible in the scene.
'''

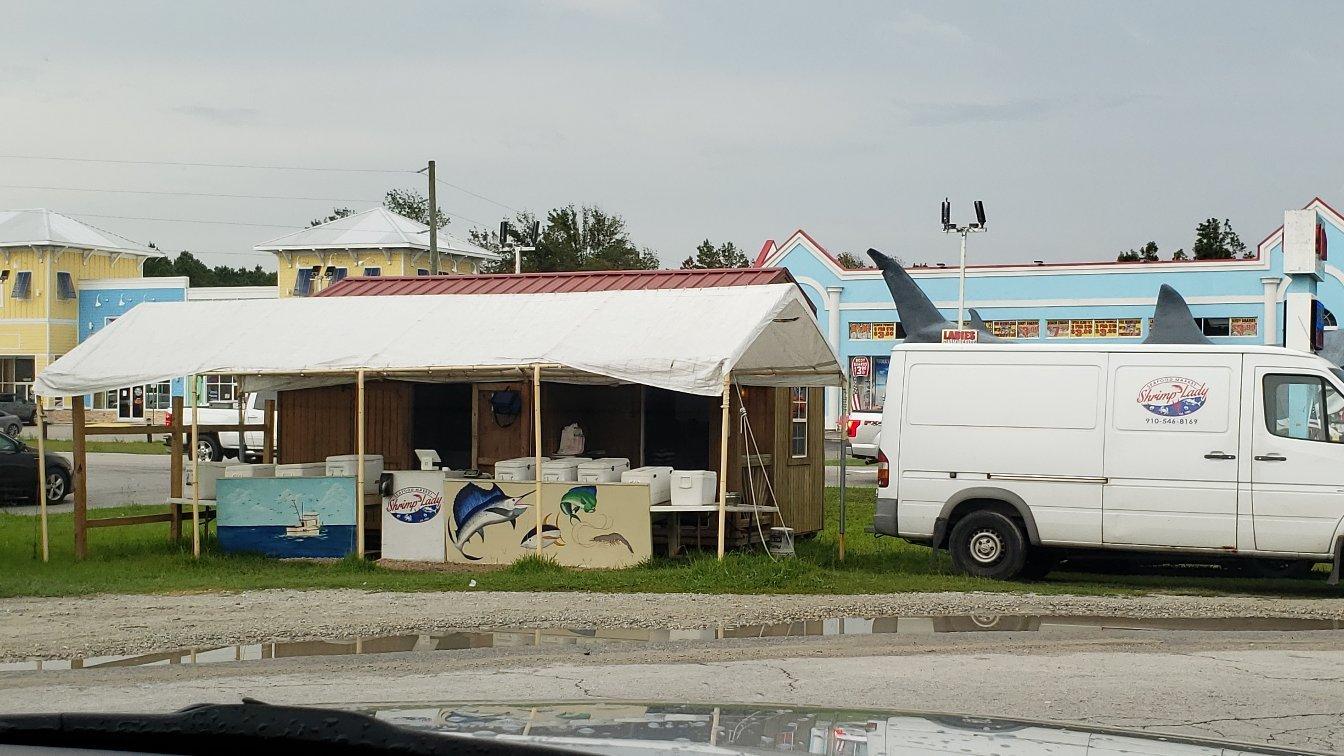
[824,456,870,467]
[29,439,168,455]
[0,488,1337,598]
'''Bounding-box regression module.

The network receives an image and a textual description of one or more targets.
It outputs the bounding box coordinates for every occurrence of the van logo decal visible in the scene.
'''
[1137,377,1208,417]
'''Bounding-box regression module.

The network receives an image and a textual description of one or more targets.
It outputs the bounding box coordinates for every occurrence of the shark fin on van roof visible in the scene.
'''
[867,248,998,343]
[1141,284,1213,345]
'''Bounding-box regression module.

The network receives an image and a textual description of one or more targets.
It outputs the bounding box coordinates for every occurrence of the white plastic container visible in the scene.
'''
[275,462,326,478]
[224,463,275,479]
[670,469,718,507]
[325,454,383,493]
[621,465,673,504]
[576,457,630,483]
[540,456,590,482]
[495,456,548,482]
[185,461,234,500]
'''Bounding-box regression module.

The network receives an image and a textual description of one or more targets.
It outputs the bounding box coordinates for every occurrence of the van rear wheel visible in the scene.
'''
[949,510,1028,580]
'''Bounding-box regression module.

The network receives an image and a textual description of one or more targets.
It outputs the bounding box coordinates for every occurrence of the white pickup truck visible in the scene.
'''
[164,392,274,462]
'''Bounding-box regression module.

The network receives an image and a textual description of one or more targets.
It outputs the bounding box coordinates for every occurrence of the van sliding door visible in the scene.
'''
[1102,354,1241,549]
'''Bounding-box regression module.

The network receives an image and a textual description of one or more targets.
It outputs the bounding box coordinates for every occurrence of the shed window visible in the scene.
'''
[11,271,31,299]
[789,387,808,458]
[363,267,381,277]
[293,268,314,296]
[56,272,76,300]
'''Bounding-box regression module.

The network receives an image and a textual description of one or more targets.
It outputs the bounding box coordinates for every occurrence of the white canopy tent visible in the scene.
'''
[34,283,843,563]
[35,284,841,396]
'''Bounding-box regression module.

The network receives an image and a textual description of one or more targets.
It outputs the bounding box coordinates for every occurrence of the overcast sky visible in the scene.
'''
[3,1,1343,269]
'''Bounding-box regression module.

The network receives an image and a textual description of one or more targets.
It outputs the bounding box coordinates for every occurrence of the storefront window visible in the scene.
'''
[849,356,891,411]
[1046,318,1143,338]
[848,322,905,340]
[789,387,808,458]
[204,375,236,404]
[146,381,173,410]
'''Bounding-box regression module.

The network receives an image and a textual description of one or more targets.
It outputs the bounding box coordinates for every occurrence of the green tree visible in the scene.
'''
[681,239,749,269]
[1192,217,1245,260]
[310,208,354,227]
[1117,241,1159,263]
[1116,249,1140,262]
[143,249,277,287]
[834,251,868,269]
[1171,248,1188,261]
[312,189,447,228]
[474,205,659,273]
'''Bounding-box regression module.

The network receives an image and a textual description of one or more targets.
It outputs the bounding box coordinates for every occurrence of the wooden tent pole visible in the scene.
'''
[262,399,275,464]
[838,377,849,562]
[717,373,730,560]
[169,395,183,541]
[236,377,247,463]
[532,363,543,557]
[356,369,366,558]
[35,400,48,562]
[72,397,87,560]
[189,376,200,558]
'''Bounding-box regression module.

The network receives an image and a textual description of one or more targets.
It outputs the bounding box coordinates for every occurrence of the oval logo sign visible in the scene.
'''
[386,486,442,524]
[1137,377,1209,417]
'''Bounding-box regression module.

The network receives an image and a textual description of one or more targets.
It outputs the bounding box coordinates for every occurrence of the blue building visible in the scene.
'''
[755,197,1344,427]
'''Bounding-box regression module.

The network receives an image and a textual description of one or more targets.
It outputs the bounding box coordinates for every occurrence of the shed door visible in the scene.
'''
[473,382,533,473]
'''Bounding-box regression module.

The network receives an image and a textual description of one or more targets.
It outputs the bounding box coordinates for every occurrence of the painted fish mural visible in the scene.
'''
[520,513,566,550]
[559,485,598,523]
[591,531,633,553]
[450,483,531,560]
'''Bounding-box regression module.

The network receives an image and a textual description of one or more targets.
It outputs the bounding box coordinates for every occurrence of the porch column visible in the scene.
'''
[825,286,843,429]
[1261,276,1280,346]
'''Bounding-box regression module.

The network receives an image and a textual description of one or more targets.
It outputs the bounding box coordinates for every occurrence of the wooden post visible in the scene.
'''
[236,380,247,463]
[190,376,201,558]
[169,395,183,541]
[72,397,87,560]
[36,400,48,562]
[356,369,366,558]
[262,399,275,464]
[838,378,848,562]
[717,374,730,559]
[532,363,542,557]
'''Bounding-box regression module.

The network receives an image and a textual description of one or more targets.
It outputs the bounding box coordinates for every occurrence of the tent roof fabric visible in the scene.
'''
[0,209,157,256]
[35,284,841,397]
[318,267,800,298]
[254,207,500,259]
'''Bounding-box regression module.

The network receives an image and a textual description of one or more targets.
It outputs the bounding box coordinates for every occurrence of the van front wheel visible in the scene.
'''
[949,510,1028,580]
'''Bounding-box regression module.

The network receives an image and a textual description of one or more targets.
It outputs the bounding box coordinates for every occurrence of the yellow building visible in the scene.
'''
[255,207,501,296]
[0,209,160,400]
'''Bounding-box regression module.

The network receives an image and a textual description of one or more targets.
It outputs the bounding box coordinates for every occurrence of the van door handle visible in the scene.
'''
[1254,453,1287,462]
[1203,451,1236,460]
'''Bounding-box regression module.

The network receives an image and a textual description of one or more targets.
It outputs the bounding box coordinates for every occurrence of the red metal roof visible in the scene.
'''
[318,267,801,297]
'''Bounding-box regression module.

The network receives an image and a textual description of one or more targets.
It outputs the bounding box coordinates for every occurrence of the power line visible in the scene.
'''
[433,176,522,215]
[0,183,385,204]
[0,154,414,174]
[65,212,300,230]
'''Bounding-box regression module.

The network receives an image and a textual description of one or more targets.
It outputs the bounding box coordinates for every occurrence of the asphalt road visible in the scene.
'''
[5,452,170,515]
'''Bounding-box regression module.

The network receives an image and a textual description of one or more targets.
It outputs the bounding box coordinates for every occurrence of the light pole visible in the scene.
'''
[500,219,539,274]
[941,198,987,328]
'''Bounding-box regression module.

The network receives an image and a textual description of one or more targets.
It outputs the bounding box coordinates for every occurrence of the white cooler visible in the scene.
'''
[326,454,383,493]
[577,457,630,483]
[185,461,234,500]
[541,457,590,482]
[224,463,275,479]
[621,465,673,504]
[495,456,547,481]
[275,462,326,478]
[671,469,717,507]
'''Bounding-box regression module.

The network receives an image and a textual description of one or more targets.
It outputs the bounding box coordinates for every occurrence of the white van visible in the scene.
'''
[875,342,1344,581]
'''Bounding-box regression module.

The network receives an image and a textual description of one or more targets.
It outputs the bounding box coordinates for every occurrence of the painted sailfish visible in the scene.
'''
[520,513,566,550]
[450,483,531,560]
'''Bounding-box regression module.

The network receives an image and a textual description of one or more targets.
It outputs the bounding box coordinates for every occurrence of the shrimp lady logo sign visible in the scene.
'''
[1137,377,1209,422]
[386,486,443,524]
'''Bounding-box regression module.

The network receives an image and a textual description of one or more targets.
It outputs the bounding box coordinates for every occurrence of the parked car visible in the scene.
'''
[876,342,1344,581]
[164,392,274,462]
[0,393,36,425]
[0,412,23,438]
[0,430,72,505]
[845,410,882,461]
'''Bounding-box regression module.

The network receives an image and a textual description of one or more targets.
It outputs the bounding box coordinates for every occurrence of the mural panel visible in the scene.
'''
[217,476,358,558]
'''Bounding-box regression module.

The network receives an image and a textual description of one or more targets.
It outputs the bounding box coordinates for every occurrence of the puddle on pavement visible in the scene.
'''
[3,614,1340,672]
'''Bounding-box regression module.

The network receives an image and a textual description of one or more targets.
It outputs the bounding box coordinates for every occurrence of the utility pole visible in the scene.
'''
[427,160,439,275]
[941,198,987,329]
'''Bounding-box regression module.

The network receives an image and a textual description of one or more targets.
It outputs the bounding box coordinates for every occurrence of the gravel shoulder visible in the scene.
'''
[4,588,1344,661]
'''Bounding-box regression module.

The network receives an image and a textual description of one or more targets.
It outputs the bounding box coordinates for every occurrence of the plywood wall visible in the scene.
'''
[277,381,414,470]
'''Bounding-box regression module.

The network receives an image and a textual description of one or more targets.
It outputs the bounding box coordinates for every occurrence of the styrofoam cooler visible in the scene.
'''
[541,457,590,482]
[621,465,673,504]
[670,469,718,507]
[185,461,234,500]
[275,462,326,478]
[495,456,547,481]
[224,463,275,478]
[382,470,447,562]
[325,454,383,493]
[576,457,630,483]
